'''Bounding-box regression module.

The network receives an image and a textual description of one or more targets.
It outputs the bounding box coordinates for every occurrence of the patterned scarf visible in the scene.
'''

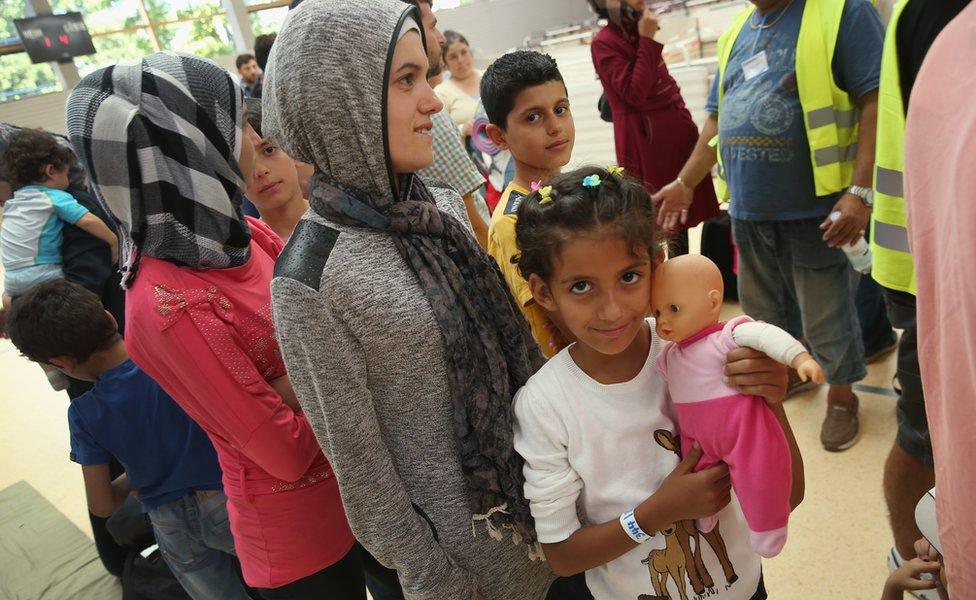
[312,171,546,549]
[66,53,250,286]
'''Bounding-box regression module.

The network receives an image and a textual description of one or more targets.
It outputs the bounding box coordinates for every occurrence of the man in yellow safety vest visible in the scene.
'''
[875,0,969,593]
[654,0,884,452]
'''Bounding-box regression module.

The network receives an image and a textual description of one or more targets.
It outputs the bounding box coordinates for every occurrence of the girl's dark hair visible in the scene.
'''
[443,30,469,51]
[514,165,663,282]
[1,129,75,188]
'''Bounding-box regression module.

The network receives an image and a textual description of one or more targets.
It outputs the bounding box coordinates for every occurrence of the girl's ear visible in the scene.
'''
[42,163,57,181]
[528,273,557,312]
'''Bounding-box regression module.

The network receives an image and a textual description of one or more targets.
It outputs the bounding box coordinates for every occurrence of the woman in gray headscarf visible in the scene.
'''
[264,1,557,599]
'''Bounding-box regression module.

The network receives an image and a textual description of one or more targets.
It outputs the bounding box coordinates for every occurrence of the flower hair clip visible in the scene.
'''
[530,181,543,191]
[537,185,554,206]
[582,174,602,188]
[607,165,625,176]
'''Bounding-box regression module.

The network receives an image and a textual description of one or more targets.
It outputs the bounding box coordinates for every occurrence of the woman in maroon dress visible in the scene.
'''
[590,0,720,254]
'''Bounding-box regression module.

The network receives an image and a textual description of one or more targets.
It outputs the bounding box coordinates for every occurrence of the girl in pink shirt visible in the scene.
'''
[66,53,377,597]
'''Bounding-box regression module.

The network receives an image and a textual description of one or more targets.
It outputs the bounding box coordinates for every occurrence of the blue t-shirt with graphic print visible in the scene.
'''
[705,0,884,221]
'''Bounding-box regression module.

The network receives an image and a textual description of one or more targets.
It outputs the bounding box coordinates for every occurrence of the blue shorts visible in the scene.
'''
[4,263,63,297]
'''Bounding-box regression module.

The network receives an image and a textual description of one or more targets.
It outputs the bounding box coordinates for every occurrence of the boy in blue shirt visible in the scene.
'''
[5,279,249,600]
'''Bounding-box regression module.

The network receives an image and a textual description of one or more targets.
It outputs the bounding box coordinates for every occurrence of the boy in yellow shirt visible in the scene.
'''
[482,51,575,357]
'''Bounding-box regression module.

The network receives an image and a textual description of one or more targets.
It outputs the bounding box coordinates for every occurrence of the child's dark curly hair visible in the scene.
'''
[1,129,75,188]
[514,165,663,282]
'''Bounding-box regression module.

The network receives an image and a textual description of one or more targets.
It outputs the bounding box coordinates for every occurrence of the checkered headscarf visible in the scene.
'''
[66,53,250,287]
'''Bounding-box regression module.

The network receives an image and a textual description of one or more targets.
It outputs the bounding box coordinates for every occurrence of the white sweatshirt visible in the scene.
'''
[513,319,762,600]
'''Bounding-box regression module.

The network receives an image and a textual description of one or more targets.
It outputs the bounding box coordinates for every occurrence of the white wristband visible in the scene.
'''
[619,510,652,544]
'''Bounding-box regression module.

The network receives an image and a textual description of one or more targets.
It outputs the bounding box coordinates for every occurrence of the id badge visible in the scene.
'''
[742,51,770,81]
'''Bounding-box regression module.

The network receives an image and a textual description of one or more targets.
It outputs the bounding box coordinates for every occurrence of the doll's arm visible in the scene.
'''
[732,322,824,384]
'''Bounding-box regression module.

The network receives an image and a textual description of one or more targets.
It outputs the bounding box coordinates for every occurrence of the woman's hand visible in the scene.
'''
[651,179,693,233]
[724,347,789,405]
[637,8,660,39]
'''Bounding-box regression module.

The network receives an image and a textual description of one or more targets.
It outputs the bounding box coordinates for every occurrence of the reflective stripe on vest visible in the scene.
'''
[870,0,916,294]
[807,106,858,129]
[715,0,857,200]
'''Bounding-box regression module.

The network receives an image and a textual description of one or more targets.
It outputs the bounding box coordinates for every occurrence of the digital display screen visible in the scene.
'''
[14,12,97,64]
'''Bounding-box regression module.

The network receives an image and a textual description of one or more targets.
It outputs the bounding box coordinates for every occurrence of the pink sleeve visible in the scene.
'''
[720,315,755,353]
[127,295,322,483]
[245,215,285,259]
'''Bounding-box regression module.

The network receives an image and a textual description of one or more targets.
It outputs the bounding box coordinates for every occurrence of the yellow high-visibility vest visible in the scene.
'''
[870,0,916,294]
[714,0,859,200]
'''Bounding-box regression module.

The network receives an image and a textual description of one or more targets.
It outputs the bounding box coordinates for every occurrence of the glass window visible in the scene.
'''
[46,0,144,35]
[433,0,482,9]
[74,28,155,76]
[1,2,28,44]
[157,13,234,58]
[248,6,287,36]
[0,52,62,103]
[142,0,224,25]
[1,4,62,103]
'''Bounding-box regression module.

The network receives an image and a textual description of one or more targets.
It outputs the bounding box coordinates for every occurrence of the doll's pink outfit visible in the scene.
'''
[656,315,792,558]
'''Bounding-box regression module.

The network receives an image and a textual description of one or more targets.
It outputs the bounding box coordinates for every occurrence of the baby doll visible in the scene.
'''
[651,254,824,558]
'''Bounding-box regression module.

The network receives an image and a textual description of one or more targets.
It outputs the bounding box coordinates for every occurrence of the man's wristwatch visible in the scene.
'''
[848,185,874,207]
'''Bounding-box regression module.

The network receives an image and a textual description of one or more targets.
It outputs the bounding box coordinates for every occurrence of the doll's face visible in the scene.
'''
[650,256,724,343]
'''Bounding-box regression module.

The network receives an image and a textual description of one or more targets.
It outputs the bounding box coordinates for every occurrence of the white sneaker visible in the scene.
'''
[887,548,941,600]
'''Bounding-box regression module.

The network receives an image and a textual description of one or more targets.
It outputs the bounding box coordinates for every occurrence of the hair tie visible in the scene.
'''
[537,185,554,206]
[607,165,625,176]
[582,174,602,188]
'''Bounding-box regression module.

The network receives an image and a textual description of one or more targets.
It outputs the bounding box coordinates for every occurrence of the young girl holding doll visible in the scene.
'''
[512,166,804,600]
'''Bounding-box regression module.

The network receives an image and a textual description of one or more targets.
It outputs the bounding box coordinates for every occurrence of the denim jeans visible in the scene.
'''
[148,490,250,600]
[731,217,866,385]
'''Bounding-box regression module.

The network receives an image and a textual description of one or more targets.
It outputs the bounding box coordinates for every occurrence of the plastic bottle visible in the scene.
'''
[829,211,872,274]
